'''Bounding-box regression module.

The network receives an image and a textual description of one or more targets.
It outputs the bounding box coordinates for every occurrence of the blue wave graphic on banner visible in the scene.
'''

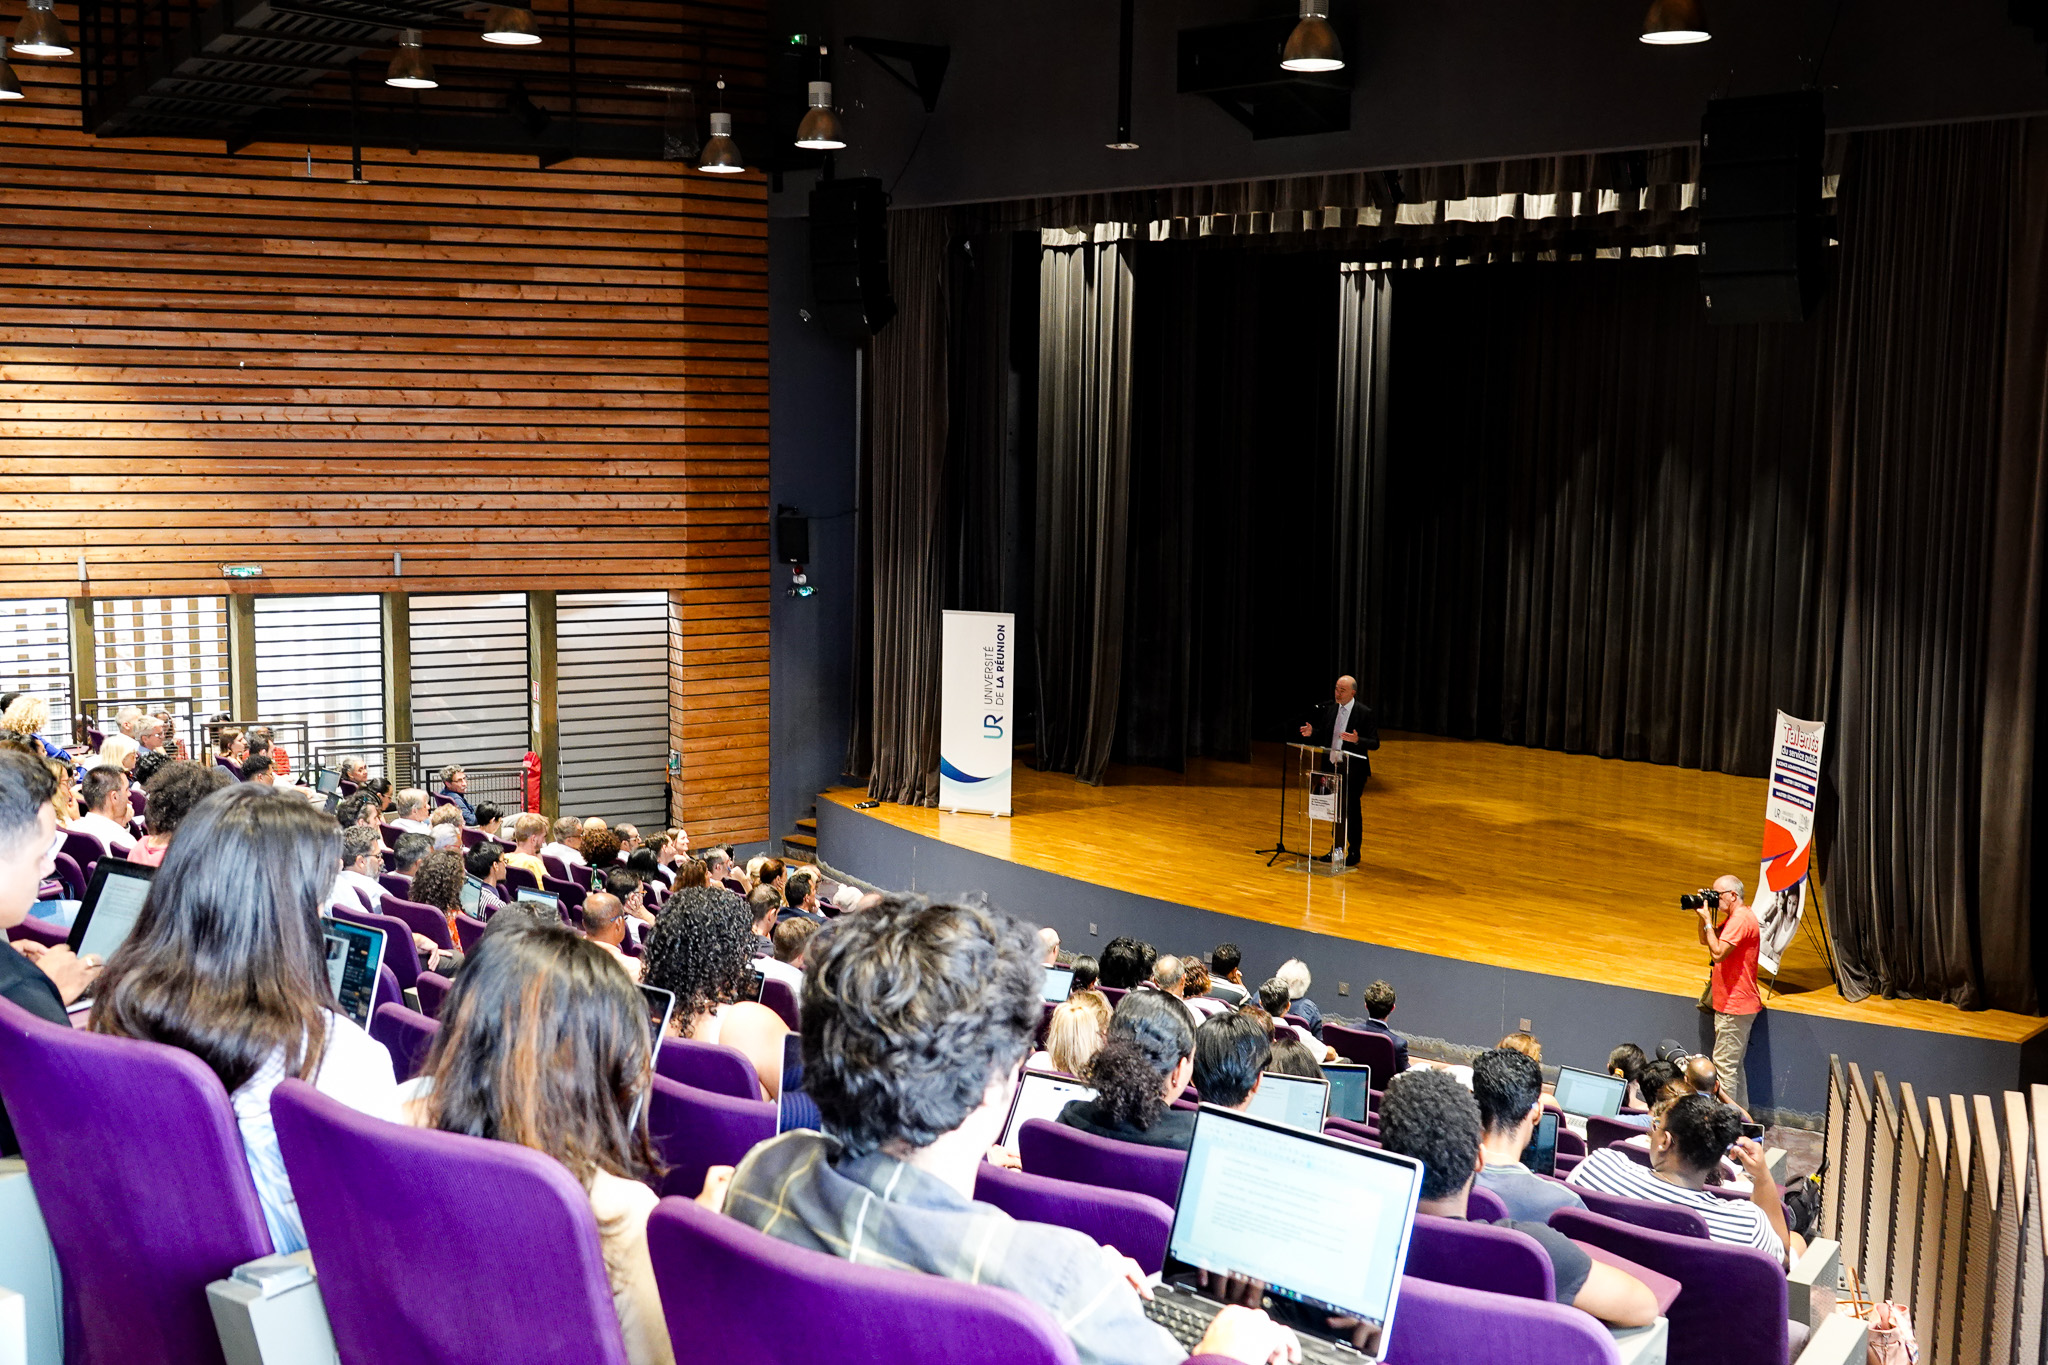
[940,758,1009,785]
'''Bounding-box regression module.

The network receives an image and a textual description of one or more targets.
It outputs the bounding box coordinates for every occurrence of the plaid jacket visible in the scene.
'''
[723,1130,1183,1365]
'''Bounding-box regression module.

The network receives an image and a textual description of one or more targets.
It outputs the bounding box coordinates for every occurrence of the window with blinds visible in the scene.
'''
[558,591,670,831]
[409,594,531,774]
[93,596,230,722]
[0,599,73,740]
[254,596,385,768]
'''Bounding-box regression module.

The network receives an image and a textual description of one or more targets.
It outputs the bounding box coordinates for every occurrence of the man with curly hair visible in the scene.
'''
[709,893,1299,1365]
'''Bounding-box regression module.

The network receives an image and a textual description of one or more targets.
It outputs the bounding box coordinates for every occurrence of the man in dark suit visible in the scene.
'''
[1297,674,1378,866]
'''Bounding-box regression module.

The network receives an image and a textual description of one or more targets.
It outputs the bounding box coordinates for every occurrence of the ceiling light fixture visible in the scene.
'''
[481,6,541,45]
[1280,0,1344,72]
[698,78,745,173]
[1640,0,1710,44]
[385,30,437,89]
[0,42,23,98]
[11,0,71,59]
[795,79,845,149]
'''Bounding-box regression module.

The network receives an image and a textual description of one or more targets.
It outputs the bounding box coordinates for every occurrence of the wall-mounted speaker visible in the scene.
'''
[809,176,896,340]
[776,506,811,565]
[1699,91,1826,324]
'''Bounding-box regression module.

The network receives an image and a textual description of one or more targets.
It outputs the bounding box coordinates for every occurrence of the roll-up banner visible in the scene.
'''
[939,610,1014,816]
[1755,711,1826,976]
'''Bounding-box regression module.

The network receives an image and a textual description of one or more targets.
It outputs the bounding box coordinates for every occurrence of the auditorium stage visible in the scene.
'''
[817,734,2048,1120]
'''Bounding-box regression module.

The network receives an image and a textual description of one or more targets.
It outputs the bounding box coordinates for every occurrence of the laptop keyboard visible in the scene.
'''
[1143,1286,1360,1365]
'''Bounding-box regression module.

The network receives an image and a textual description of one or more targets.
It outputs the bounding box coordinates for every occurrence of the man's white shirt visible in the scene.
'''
[71,811,135,855]
[754,956,803,990]
[332,866,387,912]
[1331,699,1354,756]
[540,841,587,867]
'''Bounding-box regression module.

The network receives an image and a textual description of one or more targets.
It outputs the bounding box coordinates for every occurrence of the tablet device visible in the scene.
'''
[323,790,342,815]
[67,858,156,963]
[319,915,387,1029]
[1521,1109,1559,1177]
[460,873,487,915]
[999,1068,1097,1150]
[639,982,676,1057]
[1042,965,1075,1003]
[1323,1061,1372,1125]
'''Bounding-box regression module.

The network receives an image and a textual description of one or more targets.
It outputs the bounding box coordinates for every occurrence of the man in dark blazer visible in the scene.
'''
[1297,674,1378,866]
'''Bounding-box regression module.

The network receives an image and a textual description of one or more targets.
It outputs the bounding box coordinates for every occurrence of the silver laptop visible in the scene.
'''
[999,1068,1096,1150]
[1241,1071,1331,1133]
[1553,1065,1627,1118]
[1148,1105,1424,1363]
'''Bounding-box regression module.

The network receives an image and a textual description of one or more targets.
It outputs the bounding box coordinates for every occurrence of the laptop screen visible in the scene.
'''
[460,874,487,914]
[1241,1072,1330,1133]
[69,860,156,962]
[1042,965,1075,1003]
[1323,1062,1372,1125]
[1000,1069,1097,1150]
[1553,1066,1627,1118]
[516,886,561,916]
[320,915,386,1028]
[1169,1107,1423,1361]
[314,768,341,794]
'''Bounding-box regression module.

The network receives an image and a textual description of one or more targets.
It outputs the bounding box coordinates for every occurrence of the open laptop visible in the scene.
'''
[62,859,157,1013]
[1242,1071,1331,1133]
[1042,964,1075,1003]
[320,915,386,1028]
[1150,1106,1424,1363]
[313,768,342,795]
[515,885,562,921]
[1552,1065,1627,1118]
[999,1068,1096,1150]
[1323,1061,1372,1125]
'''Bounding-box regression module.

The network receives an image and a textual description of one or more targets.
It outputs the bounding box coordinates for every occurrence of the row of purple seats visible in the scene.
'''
[1323,1021,1403,1080]
[758,977,800,1031]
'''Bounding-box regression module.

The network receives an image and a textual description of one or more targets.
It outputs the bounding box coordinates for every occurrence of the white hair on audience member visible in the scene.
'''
[1274,959,1312,1000]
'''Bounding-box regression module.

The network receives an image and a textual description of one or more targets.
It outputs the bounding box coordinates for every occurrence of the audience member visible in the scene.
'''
[1569,1092,1796,1265]
[713,894,1296,1365]
[1,696,66,761]
[652,833,685,885]
[1070,953,1100,994]
[464,842,507,919]
[580,893,642,981]
[672,857,709,891]
[1236,1003,1274,1037]
[745,885,779,956]
[1255,978,1292,1020]
[90,784,400,1253]
[583,826,623,875]
[212,728,246,778]
[70,766,136,855]
[330,825,389,911]
[1147,954,1185,995]
[1470,1047,1586,1222]
[472,802,505,838]
[1179,957,1211,999]
[333,791,377,838]
[408,923,670,1365]
[133,716,173,784]
[1266,1035,1324,1080]
[0,751,102,1155]
[1359,979,1409,1073]
[1497,1030,1542,1062]
[543,816,586,867]
[114,705,143,738]
[1098,936,1155,990]
[1608,1043,1648,1106]
[780,872,825,925]
[1058,989,1197,1150]
[755,857,788,897]
[411,850,473,964]
[1034,992,1111,1077]
[361,776,392,813]
[1191,1012,1271,1111]
[429,803,462,849]
[1205,943,1248,1004]
[239,752,276,786]
[504,813,550,880]
[1378,1070,1656,1327]
[1684,1054,1752,1120]
[1038,925,1061,964]
[90,733,139,776]
[1274,958,1322,1037]
[437,765,477,823]
[604,867,653,928]
[641,885,788,1099]
[390,788,432,834]
[392,831,432,880]
[339,757,369,787]
[127,760,227,867]
[772,916,818,969]
[583,816,610,838]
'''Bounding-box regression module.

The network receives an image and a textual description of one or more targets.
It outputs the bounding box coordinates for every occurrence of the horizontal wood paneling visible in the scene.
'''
[0,6,771,842]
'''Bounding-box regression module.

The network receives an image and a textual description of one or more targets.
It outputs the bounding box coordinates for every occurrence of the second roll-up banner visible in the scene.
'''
[939,610,1014,816]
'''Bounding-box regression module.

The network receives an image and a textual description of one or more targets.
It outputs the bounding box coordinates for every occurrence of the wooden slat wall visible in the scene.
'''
[0,19,770,844]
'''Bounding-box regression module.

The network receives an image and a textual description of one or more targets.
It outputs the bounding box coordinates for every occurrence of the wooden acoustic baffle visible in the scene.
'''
[1934,1095,1975,1365]
[1823,1055,1850,1245]
[1892,1082,1928,1327]
[2027,1086,2048,1365]
[1866,1072,1900,1302]
[1842,1063,1875,1278]
[1999,1092,2038,1365]
[1921,1096,1953,1365]
[1960,1096,2004,1365]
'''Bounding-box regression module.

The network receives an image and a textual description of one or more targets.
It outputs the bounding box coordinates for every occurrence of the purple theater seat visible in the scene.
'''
[460,827,486,849]
[1556,1124,1589,1158]
[383,895,453,950]
[1323,1115,1378,1145]
[654,1035,764,1101]
[645,1195,1079,1365]
[1323,1022,1400,1080]
[338,779,359,796]
[0,997,272,1365]
[378,823,404,849]
[543,875,588,917]
[1570,1188,1710,1239]
[1099,986,1127,1005]
[414,970,454,1019]
[1550,1206,1788,1365]
[378,871,412,900]
[1464,1185,1509,1223]
[47,850,87,901]
[455,913,488,951]
[370,1002,438,1081]
[1036,1000,1058,1046]
[8,915,67,950]
[374,963,401,1017]
[1402,1214,1554,1302]
[59,828,105,882]
[329,902,425,990]
[758,977,800,1031]
[646,1075,775,1199]
[1015,1118,1186,1209]
[1585,1114,1641,1152]
[271,1079,631,1365]
[973,1163,1173,1275]
[1383,1274,1620,1364]
[128,786,147,817]
[541,853,572,883]
[503,865,541,894]
[1578,1241,1684,1317]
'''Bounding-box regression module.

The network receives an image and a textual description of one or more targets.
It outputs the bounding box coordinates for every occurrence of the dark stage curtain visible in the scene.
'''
[1375,257,1835,777]
[1819,120,2039,1011]
[856,208,950,805]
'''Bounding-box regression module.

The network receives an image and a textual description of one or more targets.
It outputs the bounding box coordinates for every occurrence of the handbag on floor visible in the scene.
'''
[1837,1266,1918,1365]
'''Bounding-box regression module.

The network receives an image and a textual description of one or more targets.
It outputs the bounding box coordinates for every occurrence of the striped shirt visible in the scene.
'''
[1566,1148,1783,1262]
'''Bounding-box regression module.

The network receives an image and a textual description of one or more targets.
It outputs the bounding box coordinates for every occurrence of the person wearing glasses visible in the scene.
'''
[1695,875,1761,1110]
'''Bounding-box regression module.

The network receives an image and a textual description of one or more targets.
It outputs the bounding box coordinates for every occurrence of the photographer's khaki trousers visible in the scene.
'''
[1712,1009,1758,1111]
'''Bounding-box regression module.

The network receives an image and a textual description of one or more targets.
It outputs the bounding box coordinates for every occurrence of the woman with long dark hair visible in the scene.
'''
[410,922,672,1365]
[640,884,787,1098]
[1056,989,1197,1150]
[90,783,400,1252]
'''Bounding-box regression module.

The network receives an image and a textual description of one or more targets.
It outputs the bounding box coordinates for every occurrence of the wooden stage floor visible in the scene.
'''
[823,734,2048,1045]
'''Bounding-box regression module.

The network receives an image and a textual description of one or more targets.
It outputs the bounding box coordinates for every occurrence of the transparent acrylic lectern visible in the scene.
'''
[1254,743,1348,874]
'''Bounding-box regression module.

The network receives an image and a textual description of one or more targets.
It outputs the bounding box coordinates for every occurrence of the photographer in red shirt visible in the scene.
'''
[1697,875,1762,1110]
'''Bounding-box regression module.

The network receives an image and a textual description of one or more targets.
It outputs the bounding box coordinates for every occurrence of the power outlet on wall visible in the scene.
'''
[1519,1018,1532,1033]
[1088,923,1098,936]
[1338,982,1349,996]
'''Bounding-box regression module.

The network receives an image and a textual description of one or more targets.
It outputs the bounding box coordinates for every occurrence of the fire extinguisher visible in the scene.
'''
[521,751,542,812]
